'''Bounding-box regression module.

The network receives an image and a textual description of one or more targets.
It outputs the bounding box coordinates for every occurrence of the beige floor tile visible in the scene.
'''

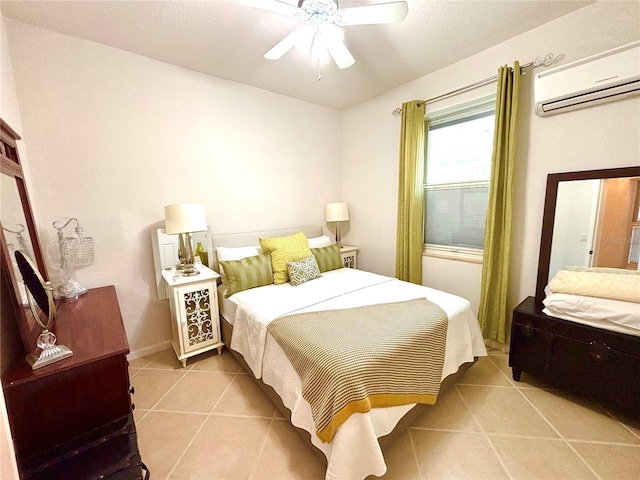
[412,387,481,432]
[136,411,205,480]
[170,415,271,479]
[144,348,187,370]
[249,418,326,480]
[190,348,243,373]
[456,386,558,438]
[129,369,186,409]
[213,373,277,417]
[372,428,421,479]
[488,355,559,389]
[571,441,640,480]
[522,389,640,444]
[155,371,236,413]
[490,436,597,480]
[129,356,151,369]
[411,430,508,479]
[129,367,142,380]
[455,356,512,386]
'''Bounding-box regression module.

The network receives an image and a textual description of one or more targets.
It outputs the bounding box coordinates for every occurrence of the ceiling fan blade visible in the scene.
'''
[335,1,409,26]
[264,30,299,59]
[326,38,355,69]
[239,0,299,18]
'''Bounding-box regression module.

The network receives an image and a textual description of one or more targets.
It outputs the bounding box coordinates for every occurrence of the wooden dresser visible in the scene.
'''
[2,286,145,478]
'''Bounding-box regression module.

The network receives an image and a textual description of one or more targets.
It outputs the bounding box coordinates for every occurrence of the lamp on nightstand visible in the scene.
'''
[325,202,349,247]
[164,203,207,276]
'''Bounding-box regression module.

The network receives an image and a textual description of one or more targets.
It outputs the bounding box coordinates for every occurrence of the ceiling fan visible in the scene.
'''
[242,0,409,70]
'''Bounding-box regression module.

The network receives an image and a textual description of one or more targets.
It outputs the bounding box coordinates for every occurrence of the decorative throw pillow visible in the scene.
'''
[216,245,262,281]
[311,244,343,272]
[259,232,312,284]
[287,255,322,286]
[219,253,273,298]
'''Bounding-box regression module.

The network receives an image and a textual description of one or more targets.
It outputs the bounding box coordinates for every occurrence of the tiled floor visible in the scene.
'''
[130,348,640,480]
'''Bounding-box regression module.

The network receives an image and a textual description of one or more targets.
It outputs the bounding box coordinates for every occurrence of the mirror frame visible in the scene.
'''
[535,165,640,302]
[0,118,48,353]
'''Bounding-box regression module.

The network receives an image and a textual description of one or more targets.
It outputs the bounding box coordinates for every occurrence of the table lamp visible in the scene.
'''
[164,203,207,276]
[325,202,349,247]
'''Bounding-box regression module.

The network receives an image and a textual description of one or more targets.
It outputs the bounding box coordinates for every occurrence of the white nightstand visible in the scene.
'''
[340,245,359,269]
[162,264,224,367]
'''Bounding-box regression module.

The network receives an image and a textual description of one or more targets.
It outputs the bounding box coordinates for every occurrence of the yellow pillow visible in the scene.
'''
[259,232,312,284]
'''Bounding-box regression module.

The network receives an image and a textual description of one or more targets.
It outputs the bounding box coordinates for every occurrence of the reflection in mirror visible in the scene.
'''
[14,250,73,369]
[1,172,34,305]
[548,175,640,283]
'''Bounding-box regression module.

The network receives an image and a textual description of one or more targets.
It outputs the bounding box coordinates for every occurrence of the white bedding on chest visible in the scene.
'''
[220,268,486,480]
[543,292,640,337]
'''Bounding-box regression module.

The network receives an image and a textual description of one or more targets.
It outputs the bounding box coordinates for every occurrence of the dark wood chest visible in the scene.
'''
[509,296,640,416]
[2,286,147,478]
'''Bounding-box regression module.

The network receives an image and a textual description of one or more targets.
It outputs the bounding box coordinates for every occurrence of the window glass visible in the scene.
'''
[424,98,495,253]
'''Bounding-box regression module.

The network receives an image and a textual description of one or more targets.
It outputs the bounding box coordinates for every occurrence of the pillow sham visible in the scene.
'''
[287,255,322,286]
[259,232,312,284]
[307,235,333,249]
[219,253,273,298]
[311,244,343,273]
[216,245,262,281]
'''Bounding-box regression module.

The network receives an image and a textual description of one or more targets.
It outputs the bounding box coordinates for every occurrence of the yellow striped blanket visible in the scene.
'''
[267,297,448,443]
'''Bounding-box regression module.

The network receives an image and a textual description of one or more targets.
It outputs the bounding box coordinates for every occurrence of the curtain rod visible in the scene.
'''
[391,53,563,117]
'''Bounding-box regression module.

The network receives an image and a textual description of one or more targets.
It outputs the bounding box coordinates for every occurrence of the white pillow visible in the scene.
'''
[307,235,332,248]
[216,245,262,281]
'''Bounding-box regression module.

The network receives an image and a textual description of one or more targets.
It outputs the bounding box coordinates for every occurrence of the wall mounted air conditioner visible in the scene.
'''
[535,41,640,116]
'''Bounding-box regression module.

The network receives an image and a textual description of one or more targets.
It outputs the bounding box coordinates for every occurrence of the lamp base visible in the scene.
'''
[180,266,201,277]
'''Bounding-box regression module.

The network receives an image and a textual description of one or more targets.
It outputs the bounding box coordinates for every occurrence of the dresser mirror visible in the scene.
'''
[535,166,640,301]
[1,118,48,355]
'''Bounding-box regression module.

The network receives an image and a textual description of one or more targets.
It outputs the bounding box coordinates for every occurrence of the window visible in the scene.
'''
[423,97,495,259]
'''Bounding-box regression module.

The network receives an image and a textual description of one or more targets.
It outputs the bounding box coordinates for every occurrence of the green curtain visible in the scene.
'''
[478,62,520,343]
[395,100,426,284]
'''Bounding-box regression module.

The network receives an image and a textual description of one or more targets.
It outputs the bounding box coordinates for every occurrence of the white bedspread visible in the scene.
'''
[226,268,486,480]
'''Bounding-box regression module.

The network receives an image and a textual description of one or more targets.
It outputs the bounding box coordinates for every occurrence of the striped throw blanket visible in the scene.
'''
[267,297,448,443]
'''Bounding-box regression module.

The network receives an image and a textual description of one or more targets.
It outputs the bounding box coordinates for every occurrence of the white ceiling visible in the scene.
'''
[1,0,593,110]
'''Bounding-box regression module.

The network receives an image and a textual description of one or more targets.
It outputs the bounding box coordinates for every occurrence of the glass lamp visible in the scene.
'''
[325,202,349,247]
[164,203,207,276]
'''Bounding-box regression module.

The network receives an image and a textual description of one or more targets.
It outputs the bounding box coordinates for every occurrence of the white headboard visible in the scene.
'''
[210,226,323,273]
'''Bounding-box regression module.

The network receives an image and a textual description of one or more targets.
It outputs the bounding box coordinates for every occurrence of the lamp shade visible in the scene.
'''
[164,203,207,234]
[325,202,350,222]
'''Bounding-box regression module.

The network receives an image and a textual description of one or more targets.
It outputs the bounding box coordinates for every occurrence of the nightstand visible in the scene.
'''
[340,245,358,269]
[162,264,224,367]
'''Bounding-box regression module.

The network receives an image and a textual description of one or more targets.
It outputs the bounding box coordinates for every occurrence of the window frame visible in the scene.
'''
[422,95,496,263]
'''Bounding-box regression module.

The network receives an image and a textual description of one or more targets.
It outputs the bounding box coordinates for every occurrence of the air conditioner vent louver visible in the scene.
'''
[535,41,640,116]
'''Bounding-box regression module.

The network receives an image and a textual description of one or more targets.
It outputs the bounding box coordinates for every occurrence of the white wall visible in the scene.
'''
[4,18,342,355]
[341,1,640,319]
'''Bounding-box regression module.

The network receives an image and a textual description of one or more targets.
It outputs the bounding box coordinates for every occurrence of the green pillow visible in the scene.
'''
[287,255,322,286]
[311,244,343,273]
[259,232,312,284]
[219,253,273,298]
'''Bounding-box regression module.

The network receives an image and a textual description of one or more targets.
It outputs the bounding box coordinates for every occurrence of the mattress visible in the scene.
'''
[220,268,486,480]
[543,292,640,337]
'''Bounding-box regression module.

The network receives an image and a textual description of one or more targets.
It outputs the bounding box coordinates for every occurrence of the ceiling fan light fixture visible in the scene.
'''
[254,0,408,72]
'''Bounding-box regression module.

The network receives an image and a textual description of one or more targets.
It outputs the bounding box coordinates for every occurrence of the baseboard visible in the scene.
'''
[484,338,509,353]
[127,340,171,361]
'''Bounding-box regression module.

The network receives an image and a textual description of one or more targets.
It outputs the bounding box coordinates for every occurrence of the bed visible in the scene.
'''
[211,226,486,480]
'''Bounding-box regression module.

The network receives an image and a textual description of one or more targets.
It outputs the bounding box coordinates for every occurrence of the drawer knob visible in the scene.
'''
[129,386,135,395]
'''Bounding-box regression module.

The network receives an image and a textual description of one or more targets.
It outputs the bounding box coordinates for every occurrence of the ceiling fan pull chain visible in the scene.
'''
[317,59,322,81]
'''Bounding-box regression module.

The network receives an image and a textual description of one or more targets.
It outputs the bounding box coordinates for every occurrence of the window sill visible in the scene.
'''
[422,246,483,264]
